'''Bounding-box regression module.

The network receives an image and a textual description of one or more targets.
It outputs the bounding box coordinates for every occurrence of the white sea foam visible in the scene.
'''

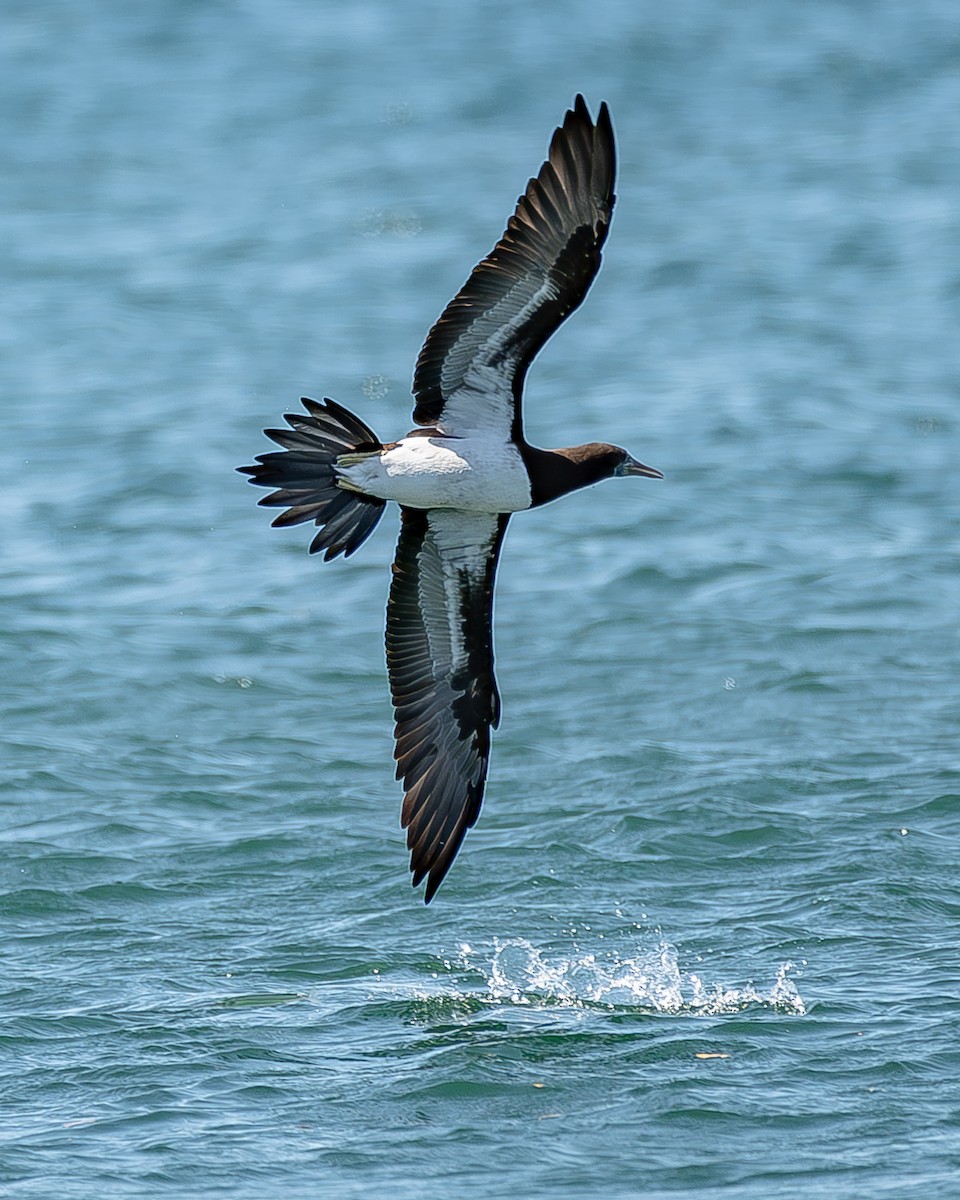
[450,938,805,1015]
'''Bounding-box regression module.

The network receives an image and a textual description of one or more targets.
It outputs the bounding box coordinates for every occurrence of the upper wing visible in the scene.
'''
[386,507,509,902]
[411,95,616,441]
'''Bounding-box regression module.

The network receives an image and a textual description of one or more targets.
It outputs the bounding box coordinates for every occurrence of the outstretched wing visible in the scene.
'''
[386,507,509,902]
[412,94,616,441]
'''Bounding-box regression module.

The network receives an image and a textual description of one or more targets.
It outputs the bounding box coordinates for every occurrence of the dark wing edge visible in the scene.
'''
[412,94,616,439]
[386,507,510,902]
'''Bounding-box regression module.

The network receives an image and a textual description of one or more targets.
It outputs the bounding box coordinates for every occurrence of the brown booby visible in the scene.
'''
[240,96,662,902]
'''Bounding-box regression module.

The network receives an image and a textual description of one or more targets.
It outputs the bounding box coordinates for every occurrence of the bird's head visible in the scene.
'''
[567,442,663,482]
[527,443,663,506]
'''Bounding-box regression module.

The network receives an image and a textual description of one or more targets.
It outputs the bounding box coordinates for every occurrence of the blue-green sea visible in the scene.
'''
[3,2,960,1196]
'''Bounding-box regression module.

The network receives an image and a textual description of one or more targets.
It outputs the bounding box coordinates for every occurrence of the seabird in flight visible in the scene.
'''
[240,95,662,902]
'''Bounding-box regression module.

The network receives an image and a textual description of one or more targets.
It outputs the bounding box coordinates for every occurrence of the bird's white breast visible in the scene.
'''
[336,437,532,513]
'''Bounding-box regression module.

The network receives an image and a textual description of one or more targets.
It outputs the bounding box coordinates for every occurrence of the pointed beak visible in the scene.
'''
[616,455,664,480]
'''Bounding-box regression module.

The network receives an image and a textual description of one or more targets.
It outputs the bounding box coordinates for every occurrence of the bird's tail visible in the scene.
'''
[238,396,386,561]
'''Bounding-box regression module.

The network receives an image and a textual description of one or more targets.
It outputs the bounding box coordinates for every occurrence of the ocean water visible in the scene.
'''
[3,1,960,1196]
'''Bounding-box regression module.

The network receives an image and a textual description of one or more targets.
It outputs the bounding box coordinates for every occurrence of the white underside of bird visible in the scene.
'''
[335,435,533,513]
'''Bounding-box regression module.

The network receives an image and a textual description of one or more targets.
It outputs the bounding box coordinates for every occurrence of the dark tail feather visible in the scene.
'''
[238,397,386,561]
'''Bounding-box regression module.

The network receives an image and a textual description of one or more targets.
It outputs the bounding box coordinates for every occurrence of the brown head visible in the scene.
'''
[521,442,663,509]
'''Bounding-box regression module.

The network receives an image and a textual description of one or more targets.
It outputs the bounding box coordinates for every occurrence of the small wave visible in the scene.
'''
[449,938,805,1016]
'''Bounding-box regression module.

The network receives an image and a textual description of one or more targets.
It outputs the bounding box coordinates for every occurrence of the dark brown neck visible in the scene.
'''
[520,444,621,508]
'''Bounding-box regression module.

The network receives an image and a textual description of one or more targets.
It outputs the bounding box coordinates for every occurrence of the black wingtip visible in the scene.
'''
[409,830,469,905]
[566,94,613,139]
[419,862,446,904]
[569,94,608,123]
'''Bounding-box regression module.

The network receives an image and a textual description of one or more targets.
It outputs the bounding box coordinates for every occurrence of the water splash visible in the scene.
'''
[452,938,805,1015]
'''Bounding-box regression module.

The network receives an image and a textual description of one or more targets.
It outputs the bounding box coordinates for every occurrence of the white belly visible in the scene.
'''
[336,436,532,513]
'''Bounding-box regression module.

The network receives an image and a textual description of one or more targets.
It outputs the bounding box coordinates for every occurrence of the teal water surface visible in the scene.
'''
[3,2,960,1197]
